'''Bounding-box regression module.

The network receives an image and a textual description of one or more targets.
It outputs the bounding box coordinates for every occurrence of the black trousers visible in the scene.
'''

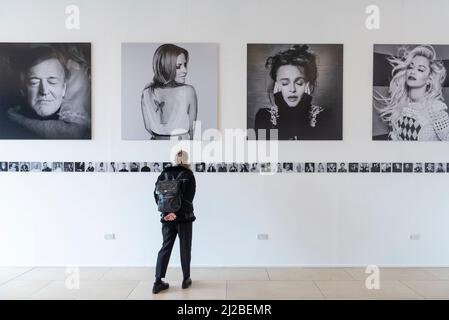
[155,222,192,280]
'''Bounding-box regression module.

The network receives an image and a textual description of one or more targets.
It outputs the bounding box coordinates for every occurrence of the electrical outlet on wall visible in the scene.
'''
[410,233,421,240]
[257,234,269,240]
[104,233,116,240]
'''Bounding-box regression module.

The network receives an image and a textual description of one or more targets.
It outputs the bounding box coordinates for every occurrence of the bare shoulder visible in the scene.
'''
[182,85,197,104]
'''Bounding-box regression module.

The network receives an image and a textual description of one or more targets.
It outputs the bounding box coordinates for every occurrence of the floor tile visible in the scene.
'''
[267,268,352,281]
[0,267,33,285]
[192,268,268,281]
[30,280,139,300]
[402,281,449,299]
[344,268,438,281]
[0,280,51,299]
[100,267,181,281]
[226,281,324,300]
[17,267,110,281]
[316,280,423,300]
[422,268,449,280]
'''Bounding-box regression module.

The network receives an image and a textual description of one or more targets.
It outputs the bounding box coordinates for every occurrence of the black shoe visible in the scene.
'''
[152,280,169,294]
[182,277,192,289]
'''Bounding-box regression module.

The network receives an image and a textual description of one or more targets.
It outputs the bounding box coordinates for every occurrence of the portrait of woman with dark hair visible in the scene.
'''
[248,44,343,140]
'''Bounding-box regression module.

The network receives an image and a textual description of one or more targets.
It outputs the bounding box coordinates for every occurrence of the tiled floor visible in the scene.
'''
[0,267,448,299]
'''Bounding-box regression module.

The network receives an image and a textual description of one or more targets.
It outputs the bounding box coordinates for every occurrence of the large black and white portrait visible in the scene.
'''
[121,43,218,140]
[373,44,449,141]
[0,43,91,139]
[247,44,343,140]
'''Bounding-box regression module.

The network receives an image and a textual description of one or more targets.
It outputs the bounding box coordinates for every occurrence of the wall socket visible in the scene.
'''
[410,233,421,240]
[104,233,116,240]
[257,234,269,240]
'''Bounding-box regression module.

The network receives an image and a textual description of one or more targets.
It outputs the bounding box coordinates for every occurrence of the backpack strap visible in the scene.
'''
[162,169,185,181]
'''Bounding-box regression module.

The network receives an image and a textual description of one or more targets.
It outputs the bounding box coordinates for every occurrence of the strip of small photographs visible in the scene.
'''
[1,162,449,173]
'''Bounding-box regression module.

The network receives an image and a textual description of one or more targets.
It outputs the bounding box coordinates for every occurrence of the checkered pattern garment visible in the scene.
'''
[389,100,449,141]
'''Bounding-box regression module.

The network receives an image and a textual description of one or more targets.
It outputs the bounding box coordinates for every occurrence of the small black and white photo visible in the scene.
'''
[372,44,449,141]
[228,163,238,173]
[337,162,347,172]
[294,162,304,173]
[195,162,206,173]
[85,162,95,172]
[359,163,370,173]
[64,162,74,172]
[435,162,446,173]
[0,161,8,171]
[381,163,392,172]
[316,163,325,173]
[403,163,413,173]
[282,162,294,173]
[349,163,359,173]
[305,162,315,173]
[425,162,435,173]
[247,44,343,140]
[41,162,52,172]
[414,163,423,173]
[151,162,162,172]
[274,162,283,173]
[75,162,85,172]
[129,162,140,172]
[8,162,19,172]
[239,163,250,173]
[249,163,259,173]
[19,162,30,172]
[392,162,403,173]
[206,163,217,172]
[0,43,91,139]
[109,162,118,173]
[140,162,151,172]
[217,162,228,173]
[118,162,129,172]
[30,162,41,172]
[326,162,337,173]
[52,162,63,172]
[370,163,380,173]
[96,162,107,172]
[260,163,272,173]
[122,43,218,140]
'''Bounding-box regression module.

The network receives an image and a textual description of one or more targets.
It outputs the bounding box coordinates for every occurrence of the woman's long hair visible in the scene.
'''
[148,44,189,92]
[375,45,446,123]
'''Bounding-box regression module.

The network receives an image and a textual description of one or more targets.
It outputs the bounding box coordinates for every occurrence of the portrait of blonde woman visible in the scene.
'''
[373,44,449,141]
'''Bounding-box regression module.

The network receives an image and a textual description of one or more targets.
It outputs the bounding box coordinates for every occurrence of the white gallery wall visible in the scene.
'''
[1,0,449,266]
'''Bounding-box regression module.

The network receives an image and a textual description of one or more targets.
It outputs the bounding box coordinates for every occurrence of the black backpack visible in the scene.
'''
[154,171,185,213]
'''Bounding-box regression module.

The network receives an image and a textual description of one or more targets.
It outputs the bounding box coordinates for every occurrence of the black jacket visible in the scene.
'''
[154,165,196,224]
[254,92,338,140]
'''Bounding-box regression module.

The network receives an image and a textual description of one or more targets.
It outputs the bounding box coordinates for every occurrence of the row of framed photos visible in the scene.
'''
[1,161,448,173]
[1,42,448,141]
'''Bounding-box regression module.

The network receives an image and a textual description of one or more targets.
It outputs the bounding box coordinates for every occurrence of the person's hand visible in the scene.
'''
[7,106,24,123]
[305,83,311,95]
[273,82,281,94]
[163,213,177,221]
